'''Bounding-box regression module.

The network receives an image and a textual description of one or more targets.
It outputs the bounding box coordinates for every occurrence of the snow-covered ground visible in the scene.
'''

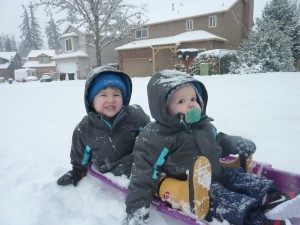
[0,72,299,225]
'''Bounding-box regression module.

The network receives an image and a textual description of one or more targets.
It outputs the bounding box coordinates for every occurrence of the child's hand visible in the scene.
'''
[217,132,256,157]
[57,169,87,186]
[234,137,256,157]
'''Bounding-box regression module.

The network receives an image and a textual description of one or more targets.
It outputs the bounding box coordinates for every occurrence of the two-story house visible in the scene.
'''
[116,0,254,76]
[23,50,56,78]
[52,25,97,80]
[0,52,22,80]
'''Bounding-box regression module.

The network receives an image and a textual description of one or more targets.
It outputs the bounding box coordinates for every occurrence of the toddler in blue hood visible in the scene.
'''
[57,65,150,186]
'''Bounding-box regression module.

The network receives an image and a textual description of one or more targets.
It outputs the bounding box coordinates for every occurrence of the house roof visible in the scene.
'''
[60,32,79,38]
[22,61,56,68]
[115,30,227,50]
[27,50,56,58]
[0,63,10,69]
[61,24,85,35]
[0,52,17,61]
[146,0,238,25]
[52,50,89,60]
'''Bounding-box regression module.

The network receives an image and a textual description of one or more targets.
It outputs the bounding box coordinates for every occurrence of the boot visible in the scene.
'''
[158,156,211,220]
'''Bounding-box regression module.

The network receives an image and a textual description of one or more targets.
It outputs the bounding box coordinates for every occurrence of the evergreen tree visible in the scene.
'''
[11,36,18,52]
[29,1,43,49]
[260,0,300,61]
[230,20,294,74]
[4,35,12,52]
[45,13,61,49]
[0,35,3,51]
[19,5,32,57]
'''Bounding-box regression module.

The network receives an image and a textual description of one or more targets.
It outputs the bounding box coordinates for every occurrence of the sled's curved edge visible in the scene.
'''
[87,162,204,225]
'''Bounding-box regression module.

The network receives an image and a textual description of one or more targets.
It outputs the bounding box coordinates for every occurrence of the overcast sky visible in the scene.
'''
[0,0,270,46]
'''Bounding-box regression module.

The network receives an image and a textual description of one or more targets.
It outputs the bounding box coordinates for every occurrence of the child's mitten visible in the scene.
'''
[217,132,256,157]
[57,169,87,186]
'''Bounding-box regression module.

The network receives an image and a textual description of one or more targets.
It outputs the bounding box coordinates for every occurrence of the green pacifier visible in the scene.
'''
[186,108,201,124]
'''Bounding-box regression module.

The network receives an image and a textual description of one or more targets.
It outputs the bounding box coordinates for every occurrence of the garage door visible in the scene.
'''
[123,58,152,77]
[58,62,77,79]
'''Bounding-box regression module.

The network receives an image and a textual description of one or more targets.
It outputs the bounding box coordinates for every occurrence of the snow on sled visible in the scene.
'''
[87,156,300,225]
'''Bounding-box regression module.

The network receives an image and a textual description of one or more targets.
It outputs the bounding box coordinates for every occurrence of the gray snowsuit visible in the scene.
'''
[125,70,276,225]
[69,66,150,177]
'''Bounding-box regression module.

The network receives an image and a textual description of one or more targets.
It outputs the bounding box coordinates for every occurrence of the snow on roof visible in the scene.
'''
[61,24,91,36]
[146,0,238,25]
[27,50,56,58]
[0,62,10,69]
[197,49,237,58]
[22,61,56,68]
[52,50,89,60]
[116,30,227,50]
[0,52,17,61]
[60,32,79,39]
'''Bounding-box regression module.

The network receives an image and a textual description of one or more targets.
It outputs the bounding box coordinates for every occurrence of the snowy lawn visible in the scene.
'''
[0,72,299,225]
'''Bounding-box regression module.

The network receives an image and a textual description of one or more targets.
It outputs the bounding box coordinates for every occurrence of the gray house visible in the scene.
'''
[52,25,97,79]
[0,52,22,80]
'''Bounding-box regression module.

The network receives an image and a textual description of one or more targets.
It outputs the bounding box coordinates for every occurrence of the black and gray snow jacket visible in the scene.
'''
[125,70,237,222]
[70,66,150,177]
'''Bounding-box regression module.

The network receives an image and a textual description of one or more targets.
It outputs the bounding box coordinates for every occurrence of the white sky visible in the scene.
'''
[0,0,270,46]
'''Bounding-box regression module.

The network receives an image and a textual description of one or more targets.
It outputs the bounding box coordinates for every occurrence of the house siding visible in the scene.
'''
[118,0,254,76]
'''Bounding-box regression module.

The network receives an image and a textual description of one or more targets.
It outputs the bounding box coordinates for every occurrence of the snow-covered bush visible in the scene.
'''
[190,49,237,75]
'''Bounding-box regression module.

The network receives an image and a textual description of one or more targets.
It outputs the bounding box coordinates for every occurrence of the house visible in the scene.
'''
[52,25,97,80]
[23,50,56,78]
[116,0,254,76]
[0,52,22,80]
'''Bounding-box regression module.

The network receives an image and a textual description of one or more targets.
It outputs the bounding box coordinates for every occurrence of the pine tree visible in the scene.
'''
[261,0,300,61]
[0,35,3,51]
[11,36,18,52]
[230,20,294,74]
[29,1,43,49]
[4,35,13,52]
[45,13,61,49]
[19,5,32,57]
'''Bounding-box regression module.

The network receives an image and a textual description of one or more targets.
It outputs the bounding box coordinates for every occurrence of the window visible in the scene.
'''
[65,38,73,51]
[135,28,148,39]
[186,19,193,31]
[39,56,49,64]
[209,15,217,27]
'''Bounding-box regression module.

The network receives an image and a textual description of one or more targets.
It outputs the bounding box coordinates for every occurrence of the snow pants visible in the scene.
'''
[206,167,278,225]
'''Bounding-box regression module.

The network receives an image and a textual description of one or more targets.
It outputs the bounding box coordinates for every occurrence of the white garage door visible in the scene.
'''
[58,62,77,79]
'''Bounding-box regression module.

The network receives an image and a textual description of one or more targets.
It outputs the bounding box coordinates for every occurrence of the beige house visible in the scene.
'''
[22,50,56,78]
[116,0,254,76]
[52,25,97,80]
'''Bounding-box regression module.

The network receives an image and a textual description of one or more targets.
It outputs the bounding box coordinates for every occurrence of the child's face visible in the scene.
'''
[92,87,123,119]
[167,85,201,123]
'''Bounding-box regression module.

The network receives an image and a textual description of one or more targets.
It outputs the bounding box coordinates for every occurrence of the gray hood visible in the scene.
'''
[84,66,132,114]
[147,70,208,127]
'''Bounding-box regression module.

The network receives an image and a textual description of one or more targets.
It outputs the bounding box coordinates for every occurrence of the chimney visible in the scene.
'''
[172,3,174,11]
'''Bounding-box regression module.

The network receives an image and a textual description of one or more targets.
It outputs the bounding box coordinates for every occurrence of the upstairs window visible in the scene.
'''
[209,15,217,27]
[186,19,193,31]
[135,28,148,39]
[39,56,49,64]
[65,38,73,51]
